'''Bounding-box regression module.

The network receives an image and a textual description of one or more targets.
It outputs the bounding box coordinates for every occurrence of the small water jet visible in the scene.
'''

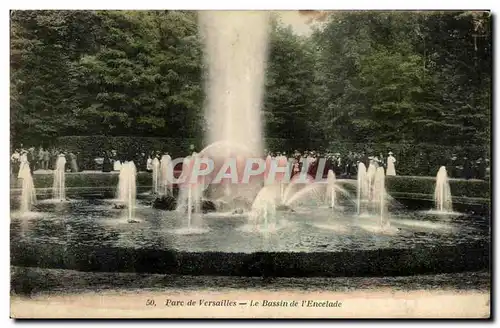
[434,166,453,213]
[327,170,336,209]
[366,161,377,202]
[19,163,37,214]
[116,161,137,221]
[175,155,204,232]
[357,162,367,215]
[159,155,173,196]
[52,154,66,201]
[152,157,160,194]
[248,185,278,232]
[373,167,389,228]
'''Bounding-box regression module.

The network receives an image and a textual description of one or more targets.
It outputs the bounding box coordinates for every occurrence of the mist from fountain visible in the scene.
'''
[283,182,324,208]
[19,164,36,214]
[434,166,453,213]
[152,157,160,194]
[52,155,66,201]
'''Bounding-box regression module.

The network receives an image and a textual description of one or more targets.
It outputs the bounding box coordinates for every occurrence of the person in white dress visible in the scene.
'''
[386,151,397,176]
[146,155,153,172]
[17,150,28,178]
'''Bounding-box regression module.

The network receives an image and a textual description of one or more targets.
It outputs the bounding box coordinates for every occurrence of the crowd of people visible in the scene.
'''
[265,149,397,179]
[10,146,80,176]
[265,149,488,181]
[10,145,489,181]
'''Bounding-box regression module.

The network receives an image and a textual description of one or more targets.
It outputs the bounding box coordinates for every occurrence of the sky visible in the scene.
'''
[276,10,316,36]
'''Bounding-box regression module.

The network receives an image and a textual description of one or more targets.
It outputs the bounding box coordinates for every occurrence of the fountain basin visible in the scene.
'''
[10,197,490,278]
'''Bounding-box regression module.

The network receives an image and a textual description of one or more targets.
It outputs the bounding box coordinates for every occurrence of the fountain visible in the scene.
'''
[283,182,324,208]
[18,163,36,214]
[8,12,492,294]
[373,167,389,228]
[152,157,160,194]
[52,154,66,201]
[357,162,367,215]
[159,155,173,196]
[174,155,206,234]
[366,161,377,202]
[248,186,278,232]
[434,166,453,213]
[327,170,336,209]
[116,161,137,221]
[198,11,270,207]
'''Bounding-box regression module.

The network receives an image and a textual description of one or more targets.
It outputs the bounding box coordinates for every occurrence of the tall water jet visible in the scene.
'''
[52,154,66,201]
[434,166,453,213]
[19,163,36,213]
[159,155,173,196]
[373,167,389,227]
[357,163,367,215]
[327,170,336,209]
[199,11,269,156]
[198,11,270,202]
[152,157,160,194]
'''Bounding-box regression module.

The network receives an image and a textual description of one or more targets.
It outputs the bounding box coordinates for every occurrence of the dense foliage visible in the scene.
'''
[11,10,491,159]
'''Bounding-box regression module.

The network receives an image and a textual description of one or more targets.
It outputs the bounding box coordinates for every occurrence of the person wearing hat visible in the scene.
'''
[386,151,396,176]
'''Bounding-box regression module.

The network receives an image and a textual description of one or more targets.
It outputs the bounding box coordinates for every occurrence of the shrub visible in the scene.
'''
[12,172,152,189]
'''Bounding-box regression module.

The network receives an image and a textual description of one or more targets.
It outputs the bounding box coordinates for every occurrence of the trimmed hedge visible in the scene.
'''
[11,172,490,201]
[11,240,489,277]
[386,175,490,200]
[11,172,151,189]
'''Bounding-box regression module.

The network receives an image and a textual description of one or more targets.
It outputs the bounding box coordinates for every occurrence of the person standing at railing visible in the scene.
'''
[11,149,20,176]
[386,151,396,176]
[27,147,36,174]
[69,152,78,172]
[146,154,153,172]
